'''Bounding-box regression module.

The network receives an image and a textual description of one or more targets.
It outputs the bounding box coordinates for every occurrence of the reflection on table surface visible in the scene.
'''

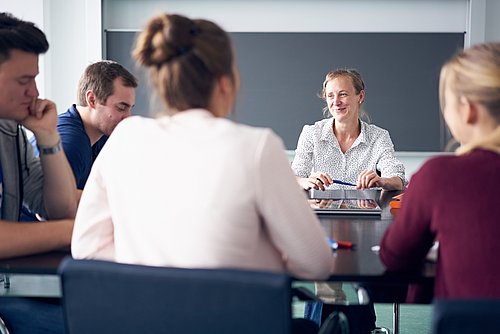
[309,198,379,209]
[0,250,69,275]
[309,189,381,200]
[0,274,61,298]
[0,251,68,298]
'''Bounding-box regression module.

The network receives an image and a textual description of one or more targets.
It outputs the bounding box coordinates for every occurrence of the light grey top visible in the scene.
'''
[0,119,46,221]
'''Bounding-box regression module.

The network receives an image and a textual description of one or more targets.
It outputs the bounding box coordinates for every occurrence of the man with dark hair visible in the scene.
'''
[32,60,137,189]
[0,12,78,334]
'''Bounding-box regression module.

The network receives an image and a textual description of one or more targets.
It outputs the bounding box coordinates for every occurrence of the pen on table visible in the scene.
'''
[332,179,357,187]
[329,238,354,250]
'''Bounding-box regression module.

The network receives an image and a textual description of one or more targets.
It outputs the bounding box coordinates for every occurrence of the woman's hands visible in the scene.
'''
[297,172,333,191]
[356,170,381,189]
[357,170,404,190]
[298,170,404,191]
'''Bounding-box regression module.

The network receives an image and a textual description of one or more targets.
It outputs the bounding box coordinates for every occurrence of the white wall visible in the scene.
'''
[43,0,86,110]
[1,0,102,112]
[43,0,102,112]
[103,0,467,32]
[485,0,500,42]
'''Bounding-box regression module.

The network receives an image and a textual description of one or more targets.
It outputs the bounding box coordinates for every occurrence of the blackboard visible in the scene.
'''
[106,31,464,151]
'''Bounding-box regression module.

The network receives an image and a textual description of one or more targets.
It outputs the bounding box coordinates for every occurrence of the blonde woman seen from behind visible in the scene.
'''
[380,42,500,300]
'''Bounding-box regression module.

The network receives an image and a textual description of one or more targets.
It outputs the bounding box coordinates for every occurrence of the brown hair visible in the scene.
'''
[0,12,48,64]
[440,42,500,123]
[77,60,138,106]
[132,13,234,112]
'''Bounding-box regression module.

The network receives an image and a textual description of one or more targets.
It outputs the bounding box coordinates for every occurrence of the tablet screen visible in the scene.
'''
[308,190,382,215]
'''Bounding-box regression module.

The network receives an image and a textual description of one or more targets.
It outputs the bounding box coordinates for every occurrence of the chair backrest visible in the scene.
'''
[0,316,10,334]
[432,299,500,334]
[59,257,292,334]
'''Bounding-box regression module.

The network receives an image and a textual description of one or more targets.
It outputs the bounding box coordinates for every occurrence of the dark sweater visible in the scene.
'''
[380,149,500,298]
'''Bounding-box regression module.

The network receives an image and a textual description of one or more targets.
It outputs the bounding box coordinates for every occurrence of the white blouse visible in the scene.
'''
[291,118,406,188]
[72,110,332,280]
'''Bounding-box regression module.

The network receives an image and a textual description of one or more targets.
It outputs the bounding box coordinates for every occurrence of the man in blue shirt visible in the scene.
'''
[32,61,137,189]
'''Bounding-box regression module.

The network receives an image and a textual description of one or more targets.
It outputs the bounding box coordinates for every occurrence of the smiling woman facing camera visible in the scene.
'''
[71,14,332,282]
[380,42,500,299]
[292,69,406,191]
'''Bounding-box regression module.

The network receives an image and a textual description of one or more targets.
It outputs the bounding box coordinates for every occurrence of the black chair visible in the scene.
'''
[0,275,10,334]
[432,299,500,334]
[59,257,296,334]
[0,316,9,334]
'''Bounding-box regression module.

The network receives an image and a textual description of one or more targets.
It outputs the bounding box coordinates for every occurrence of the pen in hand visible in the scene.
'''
[313,178,356,189]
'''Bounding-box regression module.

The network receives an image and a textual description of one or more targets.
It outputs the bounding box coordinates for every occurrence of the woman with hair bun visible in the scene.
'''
[72,13,332,284]
[380,42,500,299]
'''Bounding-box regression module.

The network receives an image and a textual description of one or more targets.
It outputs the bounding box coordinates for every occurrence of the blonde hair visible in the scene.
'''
[440,42,500,123]
[321,69,365,99]
[133,13,234,112]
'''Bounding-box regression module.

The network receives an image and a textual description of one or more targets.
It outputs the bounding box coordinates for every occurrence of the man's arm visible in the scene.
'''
[0,220,73,259]
[21,99,78,219]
